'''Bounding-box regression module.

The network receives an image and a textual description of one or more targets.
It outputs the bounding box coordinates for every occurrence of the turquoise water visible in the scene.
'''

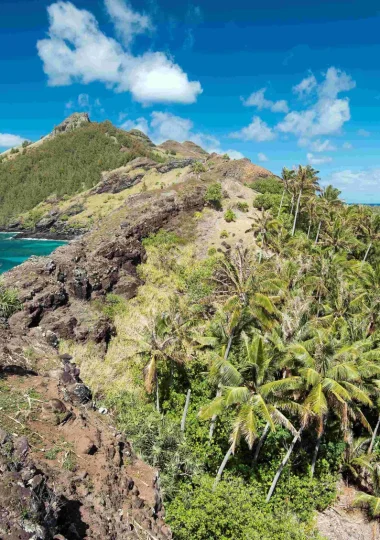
[0,233,67,274]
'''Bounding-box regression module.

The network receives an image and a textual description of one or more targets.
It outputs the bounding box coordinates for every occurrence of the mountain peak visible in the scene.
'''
[52,112,91,136]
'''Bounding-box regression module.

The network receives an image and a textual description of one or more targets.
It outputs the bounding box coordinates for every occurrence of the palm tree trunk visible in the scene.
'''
[362,242,372,263]
[277,189,285,218]
[156,379,160,413]
[315,221,321,244]
[290,195,295,216]
[209,332,234,440]
[291,189,302,237]
[307,221,311,239]
[252,422,270,466]
[213,443,233,490]
[266,427,303,502]
[369,415,380,454]
[310,429,323,477]
[180,389,191,433]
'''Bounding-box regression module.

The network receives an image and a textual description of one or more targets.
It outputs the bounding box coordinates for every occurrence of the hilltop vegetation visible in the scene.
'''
[0,120,163,224]
[55,165,380,538]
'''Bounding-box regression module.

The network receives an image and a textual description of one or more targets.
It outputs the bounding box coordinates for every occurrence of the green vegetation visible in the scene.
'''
[224,209,236,222]
[204,182,223,208]
[61,163,380,538]
[252,177,283,194]
[0,121,163,224]
[0,279,21,318]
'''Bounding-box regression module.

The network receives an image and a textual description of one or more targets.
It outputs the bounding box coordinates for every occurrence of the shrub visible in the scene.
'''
[222,153,230,160]
[143,229,182,248]
[236,201,249,212]
[166,475,320,540]
[192,162,206,176]
[224,209,236,222]
[0,280,21,318]
[204,183,223,209]
[252,177,283,194]
[220,230,229,238]
[253,192,283,211]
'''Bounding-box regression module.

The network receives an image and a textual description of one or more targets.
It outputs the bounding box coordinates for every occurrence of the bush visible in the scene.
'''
[142,229,182,248]
[252,177,283,194]
[220,230,229,238]
[166,475,320,540]
[253,192,283,211]
[0,280,21,318]
[224,209,236,222]
[236,201,249,212]
[205,183,223,209]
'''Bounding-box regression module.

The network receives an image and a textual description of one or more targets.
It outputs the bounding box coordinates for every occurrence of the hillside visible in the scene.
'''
[0,115,164,225]
[1,115,380,540]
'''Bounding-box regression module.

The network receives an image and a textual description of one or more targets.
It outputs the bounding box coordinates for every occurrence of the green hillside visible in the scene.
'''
[0,121,161,224]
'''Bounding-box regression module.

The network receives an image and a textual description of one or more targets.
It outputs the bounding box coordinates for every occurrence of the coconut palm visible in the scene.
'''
[200,334,299,488]
[291,165,320,237]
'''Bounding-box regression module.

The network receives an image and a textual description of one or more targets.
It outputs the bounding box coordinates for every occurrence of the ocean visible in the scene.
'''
[0,232,67,274]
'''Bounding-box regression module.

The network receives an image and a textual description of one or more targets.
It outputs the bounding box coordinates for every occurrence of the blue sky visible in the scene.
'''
[1,0,380,202]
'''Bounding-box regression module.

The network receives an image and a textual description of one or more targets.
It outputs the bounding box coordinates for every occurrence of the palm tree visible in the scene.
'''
[278,167,296,217]
[285,329,374,477]
[354,464,380,519]
[291,165,320,237]
[251,209,280,263]
[199,335,299,488]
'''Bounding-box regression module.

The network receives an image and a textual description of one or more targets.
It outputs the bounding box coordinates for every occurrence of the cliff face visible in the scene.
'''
[51,112,91,136]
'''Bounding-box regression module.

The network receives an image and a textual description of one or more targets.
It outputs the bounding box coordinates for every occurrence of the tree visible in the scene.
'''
[291,165,320,237]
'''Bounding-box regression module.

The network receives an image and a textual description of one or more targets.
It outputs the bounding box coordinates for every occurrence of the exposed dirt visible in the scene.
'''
[317,483,378,540]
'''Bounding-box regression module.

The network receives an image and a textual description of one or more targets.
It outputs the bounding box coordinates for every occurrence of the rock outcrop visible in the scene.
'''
[51,113,91,137]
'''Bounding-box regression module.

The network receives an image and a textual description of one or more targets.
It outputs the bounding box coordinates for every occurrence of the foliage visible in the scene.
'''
[205,182,223,209]
[166,475,321,540]
[0,121,162,224]
[236,201,249,212]
[142,229,183,248]
[224,209,236,222]
[253,192,284,211]
[0,279,21,318]
[252,177,284,194]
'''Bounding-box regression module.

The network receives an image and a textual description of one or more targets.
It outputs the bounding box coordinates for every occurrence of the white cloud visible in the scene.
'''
[230,116,276,142]
[325,168,380,202]
[307,152,333,165]
[0,134,24,148]
[242,88,288,113]
[104,0,152,47]
[120,112,244,159]
[358,129,370,137]
[299,138,336,152]
[225,149,244,160]
[257,152,268,162]
[78,93,90,107]
[293,74,317,98]
[150,111,193,142]
[120,116,149,134]
[342,141,352,149]
[37,1,202,105]
[277,67,355,140]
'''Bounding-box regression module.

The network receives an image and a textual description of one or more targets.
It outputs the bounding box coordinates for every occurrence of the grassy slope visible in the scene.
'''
[0,121,162,224]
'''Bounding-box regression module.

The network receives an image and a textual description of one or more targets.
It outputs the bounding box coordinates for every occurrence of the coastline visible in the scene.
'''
[0,227,76,241]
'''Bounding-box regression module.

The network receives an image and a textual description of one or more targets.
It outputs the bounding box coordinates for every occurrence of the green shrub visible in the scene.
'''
[252,177,283,194]
[0,280,21,318]
[142,229,182,248]
[236,201,249,212]
[220,230,229,238]
[205,183,223,209]
[253,192,283,211]
[166,475,321,540]
[224,209,236,222]
[92,293,128,321]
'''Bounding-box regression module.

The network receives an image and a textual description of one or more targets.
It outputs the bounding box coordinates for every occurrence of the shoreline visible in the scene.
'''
[0,228,75,241]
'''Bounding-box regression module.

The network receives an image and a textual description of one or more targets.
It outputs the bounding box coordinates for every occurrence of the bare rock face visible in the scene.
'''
[158,139,208,158]
[51,112,90,137]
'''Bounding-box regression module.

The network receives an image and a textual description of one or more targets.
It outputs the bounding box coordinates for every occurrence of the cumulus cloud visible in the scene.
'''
[257,152,268,162]
[37,1,202,105]
[299,138,336,152]
[229,117,276,142]
[307,152,333,165]
[66,93,103,114]
[120,116,149,134]
[78,93,90,108]
[293,74,317,98]
[104,0,152,47]
[0,134,24,148]
[242,88,288,113]
[121,111,244,159]
[277,68,355,140]
[325,168,380,202]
